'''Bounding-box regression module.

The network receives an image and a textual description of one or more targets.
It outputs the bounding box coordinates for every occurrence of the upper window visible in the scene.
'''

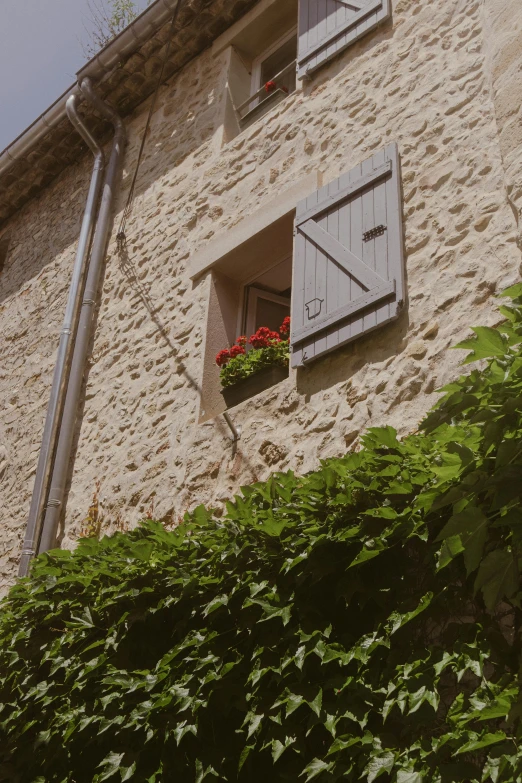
[238,29,298,126]
[213,0,299,140]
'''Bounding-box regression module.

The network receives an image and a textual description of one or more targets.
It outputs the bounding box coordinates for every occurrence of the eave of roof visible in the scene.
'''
[0,0,258,229]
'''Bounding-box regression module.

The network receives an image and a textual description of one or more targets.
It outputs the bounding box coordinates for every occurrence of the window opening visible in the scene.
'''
[241,255,292,340]
[244,287,291,339]
[237,28,297,126]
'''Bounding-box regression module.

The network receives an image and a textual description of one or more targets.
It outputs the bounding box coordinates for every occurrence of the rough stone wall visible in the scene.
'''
[0,155,95,591]
[483,0,522,244]
[1,0,521,593]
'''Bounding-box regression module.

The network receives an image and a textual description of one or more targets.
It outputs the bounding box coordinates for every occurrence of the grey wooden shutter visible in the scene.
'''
[297,0,391,80]
[291,142,405,367]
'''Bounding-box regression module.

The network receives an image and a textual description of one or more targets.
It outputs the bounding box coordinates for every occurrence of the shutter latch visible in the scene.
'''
[363,224,387,242]
[305,298,324,320]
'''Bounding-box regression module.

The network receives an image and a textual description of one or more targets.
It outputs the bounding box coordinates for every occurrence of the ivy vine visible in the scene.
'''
[1,284,522,782]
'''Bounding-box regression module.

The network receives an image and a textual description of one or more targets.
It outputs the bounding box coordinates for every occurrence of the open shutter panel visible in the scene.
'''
[290,142,405,368]
[297,0,391,80]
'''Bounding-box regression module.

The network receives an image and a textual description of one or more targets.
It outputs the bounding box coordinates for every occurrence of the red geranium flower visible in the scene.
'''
[249,326,282,348]
[215,349,231,367]
[265,80,277,94]
[236,336,247,346]
[249,327,270,348]
[229,345,246,359]
[279,316,291,336]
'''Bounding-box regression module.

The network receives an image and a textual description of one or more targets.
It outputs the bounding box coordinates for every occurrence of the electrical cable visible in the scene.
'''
[116,0,182,249]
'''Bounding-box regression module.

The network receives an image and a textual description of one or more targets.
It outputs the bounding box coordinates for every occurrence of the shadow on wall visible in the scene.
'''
[295,308,410,403]
[113,75,219,217]
[0,160,98,306]
[55,239,258,543]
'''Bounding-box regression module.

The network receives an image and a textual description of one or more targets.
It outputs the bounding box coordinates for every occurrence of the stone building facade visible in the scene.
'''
[0,0,521,593]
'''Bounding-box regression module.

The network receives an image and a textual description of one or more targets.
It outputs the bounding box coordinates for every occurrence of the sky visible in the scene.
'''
[0,0,150,152]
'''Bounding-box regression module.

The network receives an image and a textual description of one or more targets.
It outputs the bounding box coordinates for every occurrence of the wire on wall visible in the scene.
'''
[116,0,182,250]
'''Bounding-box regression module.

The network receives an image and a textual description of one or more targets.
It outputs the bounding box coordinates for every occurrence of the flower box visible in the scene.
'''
[221,364,289,409]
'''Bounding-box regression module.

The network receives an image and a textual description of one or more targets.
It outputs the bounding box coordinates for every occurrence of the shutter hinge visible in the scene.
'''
[363,224,387,242]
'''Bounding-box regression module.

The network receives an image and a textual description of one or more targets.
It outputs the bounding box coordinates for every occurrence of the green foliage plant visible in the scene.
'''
[216,321,291,388]
[1,285,522,782]
[219,338,290,388]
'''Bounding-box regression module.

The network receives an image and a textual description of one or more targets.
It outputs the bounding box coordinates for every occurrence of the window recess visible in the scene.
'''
[191,172,321,421]
[237,28,297,127]
[214,0,299,140]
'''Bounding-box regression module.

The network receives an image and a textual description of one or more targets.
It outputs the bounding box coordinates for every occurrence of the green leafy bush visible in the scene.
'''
[1,285,522,783]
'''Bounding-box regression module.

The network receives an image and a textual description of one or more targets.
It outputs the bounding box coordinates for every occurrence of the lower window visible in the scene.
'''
[199,252,293,421]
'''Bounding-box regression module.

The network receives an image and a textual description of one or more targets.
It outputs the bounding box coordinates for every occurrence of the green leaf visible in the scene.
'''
[97,752,124,782]
[366,751,395,783]
[397,772,423,783]
[456,732,506,754]
[121,762,137,781]
[436,507,489,575]
[308,689,323,718]
[501,282,522,299]
[203,594,229,616]
[300,758,333,781]
[474,549,519,609]
[272,736,296,763]
[364,426,400,450]
[455,326,508,364]
[437,535,465,570]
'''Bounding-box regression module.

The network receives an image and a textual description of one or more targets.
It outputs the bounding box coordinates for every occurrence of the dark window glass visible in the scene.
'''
[255,297,290,333]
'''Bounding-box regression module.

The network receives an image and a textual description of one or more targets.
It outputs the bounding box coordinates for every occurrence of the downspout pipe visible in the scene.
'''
[39,78,126,555]
[19,98,105,578]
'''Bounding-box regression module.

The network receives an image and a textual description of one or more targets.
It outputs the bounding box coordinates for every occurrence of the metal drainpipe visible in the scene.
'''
[38,78,126,555]
[18,97,105,578]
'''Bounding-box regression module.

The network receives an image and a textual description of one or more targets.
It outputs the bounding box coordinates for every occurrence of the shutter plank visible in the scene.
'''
[293,282,395,343]
[300,220,386,291]
[297,0,390,80]
[296,161,392,227]
[372,147,390,327]
[302,0,381,63]
[302,186,321,365]
[336,169,353,348]
[298,0,312,68]
[291,141,405,367]
[326,175,341,353]
[313,190,330,359]
[362,154,377,333]
[385,142,405,311]
[348,159,364,341]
